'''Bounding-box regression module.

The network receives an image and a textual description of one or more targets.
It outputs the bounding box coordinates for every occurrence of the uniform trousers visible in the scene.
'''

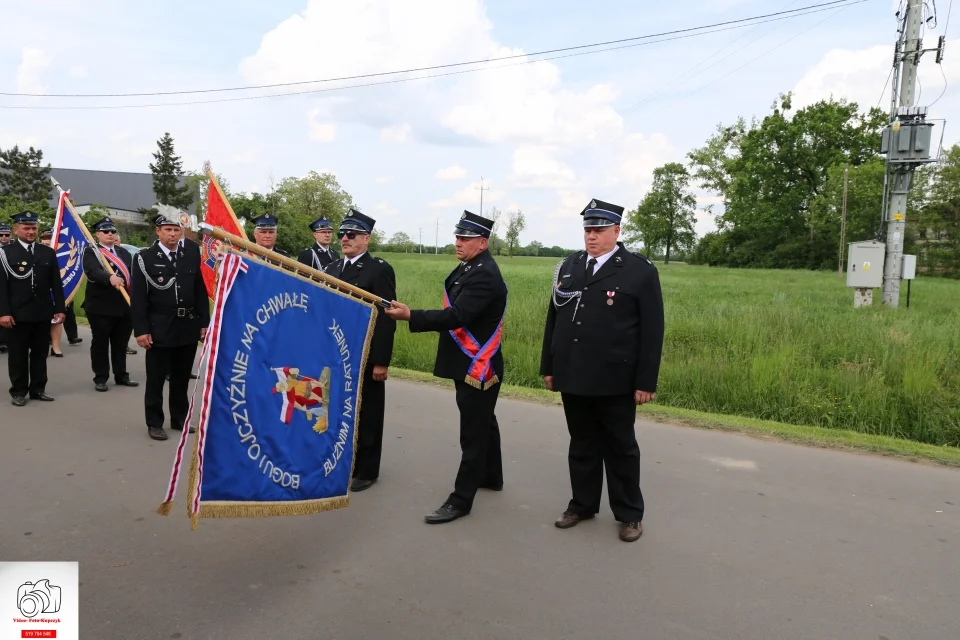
[448,380,503,511]
[7,321,49,397]
[144,343,198,430]
[353,364,386,481]
[64,304,79,342]
[88,313,133,383]
[560,393,644,523]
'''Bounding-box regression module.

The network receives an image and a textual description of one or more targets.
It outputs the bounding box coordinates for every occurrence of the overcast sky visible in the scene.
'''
[2,0,957,248]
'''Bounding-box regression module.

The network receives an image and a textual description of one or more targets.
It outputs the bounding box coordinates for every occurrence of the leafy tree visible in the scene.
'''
[387,231,415,252]
[915,143,960,276]
[504,209,526,257]
[149,133,193,209]
[271,171,354,254]
[0,145,52,205]
[687,93,887,268]
[627,162,697,263]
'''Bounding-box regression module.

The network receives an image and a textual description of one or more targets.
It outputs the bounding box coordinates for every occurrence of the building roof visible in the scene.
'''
[46,167,196,214]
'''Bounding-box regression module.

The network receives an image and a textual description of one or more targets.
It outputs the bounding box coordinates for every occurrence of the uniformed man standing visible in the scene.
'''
[0,211,66,406]
[386,211,507,524]
[82,217,138,392]
[298,217,339,271]
[323,210,396,491]
[0,223,10,354]
[251,214,290,257]
[540,199,665,543]
[132,213,210,441]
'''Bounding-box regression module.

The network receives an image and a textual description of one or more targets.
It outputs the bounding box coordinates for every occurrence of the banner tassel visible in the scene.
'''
[156,501,174,516]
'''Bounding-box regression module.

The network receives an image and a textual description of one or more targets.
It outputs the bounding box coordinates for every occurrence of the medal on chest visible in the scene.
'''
[606,291,615,306]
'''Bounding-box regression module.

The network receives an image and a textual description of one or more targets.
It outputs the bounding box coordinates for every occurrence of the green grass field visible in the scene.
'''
[381,253,960,447]
[73,252,960,448]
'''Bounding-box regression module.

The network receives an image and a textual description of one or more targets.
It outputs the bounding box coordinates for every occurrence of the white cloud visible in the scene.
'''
[307,109,337,142]
[68,65,88,79]
[509,146,576,189]
[240,0,625,147]
[17,47,52,94]
[374,202,399,216]
[380,123,412,144]
[434,164,467,180]
[792,39,960,118]
[429,180,505,209]
[375,175,395,184]
[614,132,675,187]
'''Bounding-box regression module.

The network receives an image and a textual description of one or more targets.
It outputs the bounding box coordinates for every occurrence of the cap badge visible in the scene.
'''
[590,200,597,208]
[461,212,467,220]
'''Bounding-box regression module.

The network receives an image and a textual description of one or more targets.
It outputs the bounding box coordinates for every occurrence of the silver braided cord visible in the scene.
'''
[0,248,35,291]
[551,258,581,322]
[136,253,177,291]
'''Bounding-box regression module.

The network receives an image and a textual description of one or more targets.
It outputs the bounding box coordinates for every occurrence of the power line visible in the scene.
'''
[0,0,863,100]
[0,1,867,112]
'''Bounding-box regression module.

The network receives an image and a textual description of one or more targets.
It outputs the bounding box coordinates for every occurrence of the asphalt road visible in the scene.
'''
[1,325,958,640]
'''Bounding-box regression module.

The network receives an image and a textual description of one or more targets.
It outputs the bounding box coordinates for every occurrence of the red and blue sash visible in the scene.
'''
[100,247,131,290]
[442,285,507,390]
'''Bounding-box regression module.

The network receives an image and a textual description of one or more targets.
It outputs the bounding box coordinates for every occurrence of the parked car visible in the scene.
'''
[119,243,145,255]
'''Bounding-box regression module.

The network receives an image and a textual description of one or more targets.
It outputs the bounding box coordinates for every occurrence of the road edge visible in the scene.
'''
[388,368,960,469]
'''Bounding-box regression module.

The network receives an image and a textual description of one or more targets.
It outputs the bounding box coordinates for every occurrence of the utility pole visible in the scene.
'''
[419,227,423,254]
[476,177,490,215]
[435,219,439,255]
[879,0,941,307]
[838,163,848,276]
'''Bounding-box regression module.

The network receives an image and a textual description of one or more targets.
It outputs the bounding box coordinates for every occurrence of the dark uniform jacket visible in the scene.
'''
[131,240,210,348]
[540,243,664,396]
[0,241,66,323]
[81,244,133,317]
[298,244,339,271]
[408,249,507,382]
[324,252,396,368]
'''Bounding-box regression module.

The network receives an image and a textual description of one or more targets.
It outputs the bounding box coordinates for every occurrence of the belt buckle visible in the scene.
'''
[177,308,186,317]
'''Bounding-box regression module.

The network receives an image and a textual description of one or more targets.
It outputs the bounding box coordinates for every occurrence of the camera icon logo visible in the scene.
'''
[17,580,61,618]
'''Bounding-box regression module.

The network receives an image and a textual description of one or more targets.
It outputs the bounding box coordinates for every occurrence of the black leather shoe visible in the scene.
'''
[148,427,168,441]
[29,392,54,401]
[171,423,196,433]
[116,379,139,387]
[11,396,26,407]
[424,503,469,524]
[480,481,504,491]
[69,338,83,345]
[350,478,376,492]
[95,382,108,392]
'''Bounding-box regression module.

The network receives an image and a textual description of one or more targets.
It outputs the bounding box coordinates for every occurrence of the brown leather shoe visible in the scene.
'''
[619,521,643,542]
[554,510,594,529]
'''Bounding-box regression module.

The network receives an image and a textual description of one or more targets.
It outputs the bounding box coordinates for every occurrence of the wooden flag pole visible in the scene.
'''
[51,179,131,306]
[198,223,390,308]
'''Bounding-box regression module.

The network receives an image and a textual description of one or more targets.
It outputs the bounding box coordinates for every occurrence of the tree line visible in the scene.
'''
[626,92,960,277]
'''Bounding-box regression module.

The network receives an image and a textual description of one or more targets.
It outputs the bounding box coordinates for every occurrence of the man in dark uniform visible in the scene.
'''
[540,198,665,543]
[0,223,10,354]
[132,213,210,441]
[82,217,138,392]
[0,211,66,406]
[251,214,289,257]
[386,211,507,524]
[323,209,396,492]
[297,217,339,271]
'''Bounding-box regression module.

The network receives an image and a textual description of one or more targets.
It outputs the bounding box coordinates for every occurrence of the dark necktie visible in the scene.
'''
[587,257,597,277]
[28,243,34,255]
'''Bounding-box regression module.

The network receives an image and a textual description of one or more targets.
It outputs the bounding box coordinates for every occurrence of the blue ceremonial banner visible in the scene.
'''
[158,250,376,527]
[51,189,91,305]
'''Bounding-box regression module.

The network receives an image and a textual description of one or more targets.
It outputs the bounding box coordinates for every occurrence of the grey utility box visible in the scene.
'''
[901,254,917,280]
[847,241,885,288]
[879,108,935,163]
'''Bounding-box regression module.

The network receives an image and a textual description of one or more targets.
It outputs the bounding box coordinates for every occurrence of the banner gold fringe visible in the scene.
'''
[156,501,173,516]
[191,496,350,520]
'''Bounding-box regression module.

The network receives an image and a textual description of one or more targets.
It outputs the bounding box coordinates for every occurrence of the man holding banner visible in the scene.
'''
[82,217,138,392]
[132,213,210,441]
[323,210,396,492]
[386,211,506,524]
[0,211,66,406]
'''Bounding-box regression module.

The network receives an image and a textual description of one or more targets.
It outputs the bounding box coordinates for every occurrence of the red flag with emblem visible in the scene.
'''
[200,169,248,298]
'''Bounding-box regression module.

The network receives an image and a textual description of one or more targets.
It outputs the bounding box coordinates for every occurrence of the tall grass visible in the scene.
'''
[384,253,960,447]
[73,252,960,446]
